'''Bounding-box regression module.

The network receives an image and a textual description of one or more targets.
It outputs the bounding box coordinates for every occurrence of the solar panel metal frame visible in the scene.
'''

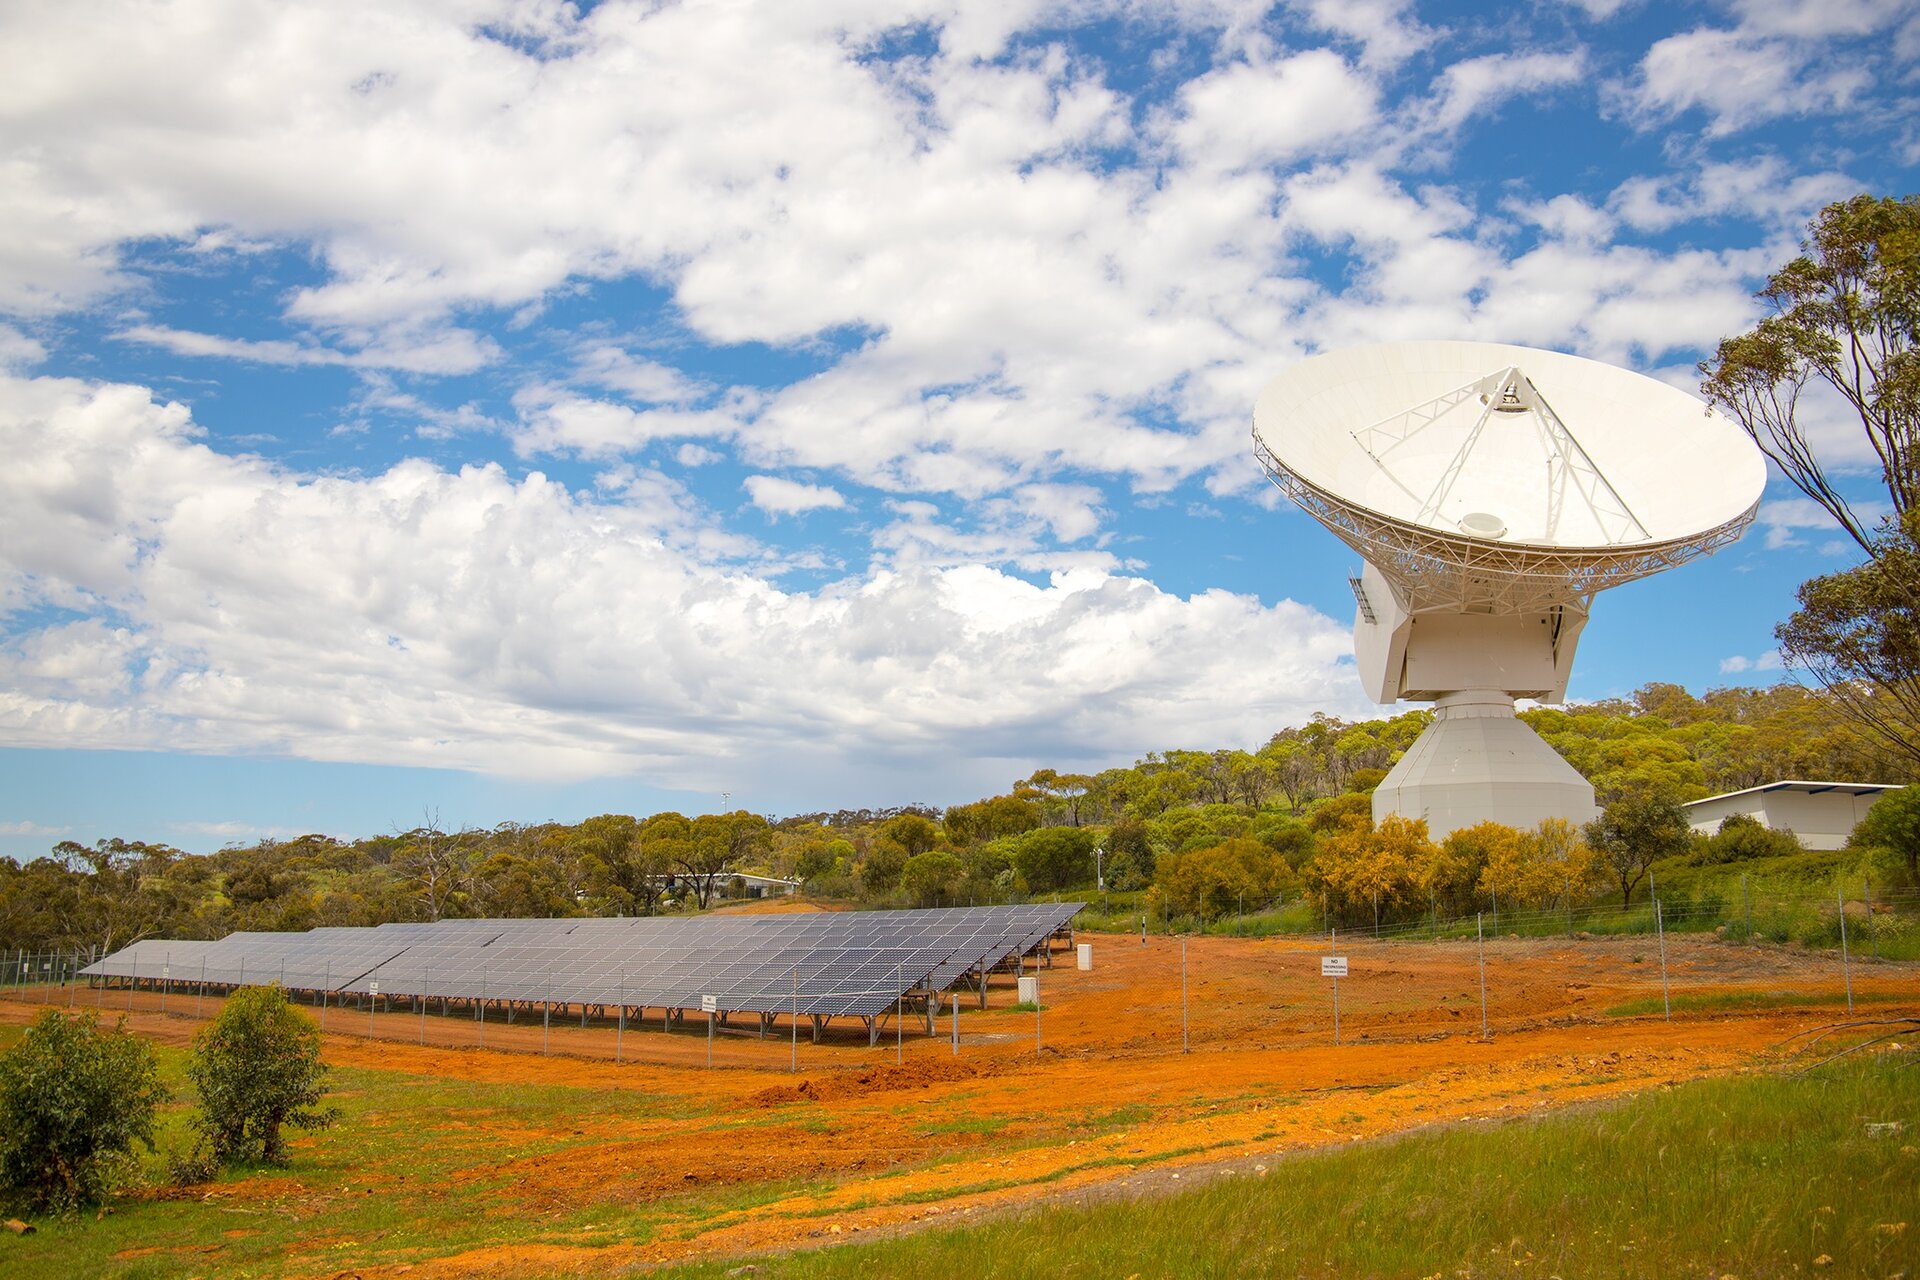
[83,903,1084,1024]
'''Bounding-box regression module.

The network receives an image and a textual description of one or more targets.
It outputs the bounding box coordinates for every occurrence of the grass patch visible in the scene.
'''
[656,1053,1920,1280]
[1604,988,1916,1018]
[0,1022,697,1279]
[913,1114,1012,1138]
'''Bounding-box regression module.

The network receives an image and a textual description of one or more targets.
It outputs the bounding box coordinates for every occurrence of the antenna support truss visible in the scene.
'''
[1253,429,1756,614]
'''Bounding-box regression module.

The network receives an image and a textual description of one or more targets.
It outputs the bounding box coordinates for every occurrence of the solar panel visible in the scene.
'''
[81,903,1084,1030]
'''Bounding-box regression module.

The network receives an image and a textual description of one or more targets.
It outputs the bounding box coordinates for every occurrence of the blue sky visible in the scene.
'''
[2,0,1914,858]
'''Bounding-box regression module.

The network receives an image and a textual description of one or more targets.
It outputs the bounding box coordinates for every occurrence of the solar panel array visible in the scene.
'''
[82,904,1082,1021]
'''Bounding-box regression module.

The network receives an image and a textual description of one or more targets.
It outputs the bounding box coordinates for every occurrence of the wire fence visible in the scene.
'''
[1078,879,1920,961]
[2,909,1913,1073]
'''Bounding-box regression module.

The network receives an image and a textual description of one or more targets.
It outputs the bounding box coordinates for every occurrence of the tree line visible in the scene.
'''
[1,679,1908,954]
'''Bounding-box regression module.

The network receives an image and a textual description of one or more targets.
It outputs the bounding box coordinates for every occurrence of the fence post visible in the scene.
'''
[197,956,206,1018]
[161,951,170,1015]
[1655,898,1671,1022]
[420,965,429,1045]
[1742,874,1752,940]
[543,975,551,1056]
[619,975,627,1065]
[951,990,959,1057]
[789,967,796,1073]
[1476,914,1488,1040]
[1838,889,1854,1016]
[1167,936,1182,1059]
[321,961,329,1031]
[478,970,486,1049]
[1864,875,1877,960]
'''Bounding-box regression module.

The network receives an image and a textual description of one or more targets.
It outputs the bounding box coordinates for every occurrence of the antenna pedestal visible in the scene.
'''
[1371,690,1597,841]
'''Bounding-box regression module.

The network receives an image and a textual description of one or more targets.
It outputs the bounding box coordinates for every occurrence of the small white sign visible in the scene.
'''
[1321,956,1348,978]
[700,994,718,1013]
[368,981,379,996]
[162,966,171,979]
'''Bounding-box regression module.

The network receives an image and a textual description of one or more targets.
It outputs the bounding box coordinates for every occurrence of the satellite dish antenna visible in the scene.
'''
[1253,341,1765,839]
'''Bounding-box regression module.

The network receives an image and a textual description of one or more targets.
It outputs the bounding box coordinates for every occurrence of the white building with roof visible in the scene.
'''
[1680,781,1904,851]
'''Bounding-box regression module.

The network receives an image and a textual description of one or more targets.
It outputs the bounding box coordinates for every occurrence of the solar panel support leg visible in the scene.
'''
[811,1014,825,1043]
[924,994,935,1036]
[866,1015,878,1047]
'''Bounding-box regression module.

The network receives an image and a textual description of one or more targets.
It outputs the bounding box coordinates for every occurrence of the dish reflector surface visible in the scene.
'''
[1252,341,1766,611]
[1253,341,1763,550]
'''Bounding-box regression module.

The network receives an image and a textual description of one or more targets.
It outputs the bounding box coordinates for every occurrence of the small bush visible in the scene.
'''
[0,1009,167,1213]
[189,984,335,1166]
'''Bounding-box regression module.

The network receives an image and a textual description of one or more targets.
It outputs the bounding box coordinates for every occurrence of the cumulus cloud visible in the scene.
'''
[0,372,1361,795]
[1164,49,1379,171]
[1420,50,1587,138]
[0,323,45,371]
[0,0,1901,805]
[1608,158,1857,234]
[743,475,847,516]
[1618,18,1882,136]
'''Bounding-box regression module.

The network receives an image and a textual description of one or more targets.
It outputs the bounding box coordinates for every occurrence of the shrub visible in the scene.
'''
[1006,827,1100,892]
[189,985,335,1166]
[0,1008,167,1213]
[900,850,965,906]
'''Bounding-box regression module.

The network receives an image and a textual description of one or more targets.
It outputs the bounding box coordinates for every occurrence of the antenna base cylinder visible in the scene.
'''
[1372,690,1597,841]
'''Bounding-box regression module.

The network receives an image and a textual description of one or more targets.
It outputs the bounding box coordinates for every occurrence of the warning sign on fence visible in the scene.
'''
[1321,956,1348,978]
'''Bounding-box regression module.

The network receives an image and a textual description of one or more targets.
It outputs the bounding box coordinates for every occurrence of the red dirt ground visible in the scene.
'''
[5,930,1912,1276]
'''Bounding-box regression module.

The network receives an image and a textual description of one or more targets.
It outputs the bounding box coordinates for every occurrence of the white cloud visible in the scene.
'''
[1621,26,1872,136]
[743,475,847,516]
[509,387,756,460]
[1609,158,1857,234]
[1565,0,1640,17]
[1729,0,1912,38]
[1293,0,1435,68]
[571,342,708,404]
[0,372,1362,796]
[1756,495,1886,550]
[1421,50,1586,138]
[1719,650,1784,674]
[0,820,69,837]
[0,323,46,370]
[117,323,498,376]
[1164,49,1379,172]
[675,443,723,467]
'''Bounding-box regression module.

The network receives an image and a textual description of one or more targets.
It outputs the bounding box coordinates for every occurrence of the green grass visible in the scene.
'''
[0,1022,721,1278]
[656,1054,1920,1280]
[1603,988,1918,1017]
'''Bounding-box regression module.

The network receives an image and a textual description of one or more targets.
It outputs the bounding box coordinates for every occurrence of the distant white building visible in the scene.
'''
[1681,781,1904,851]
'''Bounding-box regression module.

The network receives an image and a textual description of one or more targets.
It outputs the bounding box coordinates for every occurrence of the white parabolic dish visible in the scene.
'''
[1252,341,1766,612]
